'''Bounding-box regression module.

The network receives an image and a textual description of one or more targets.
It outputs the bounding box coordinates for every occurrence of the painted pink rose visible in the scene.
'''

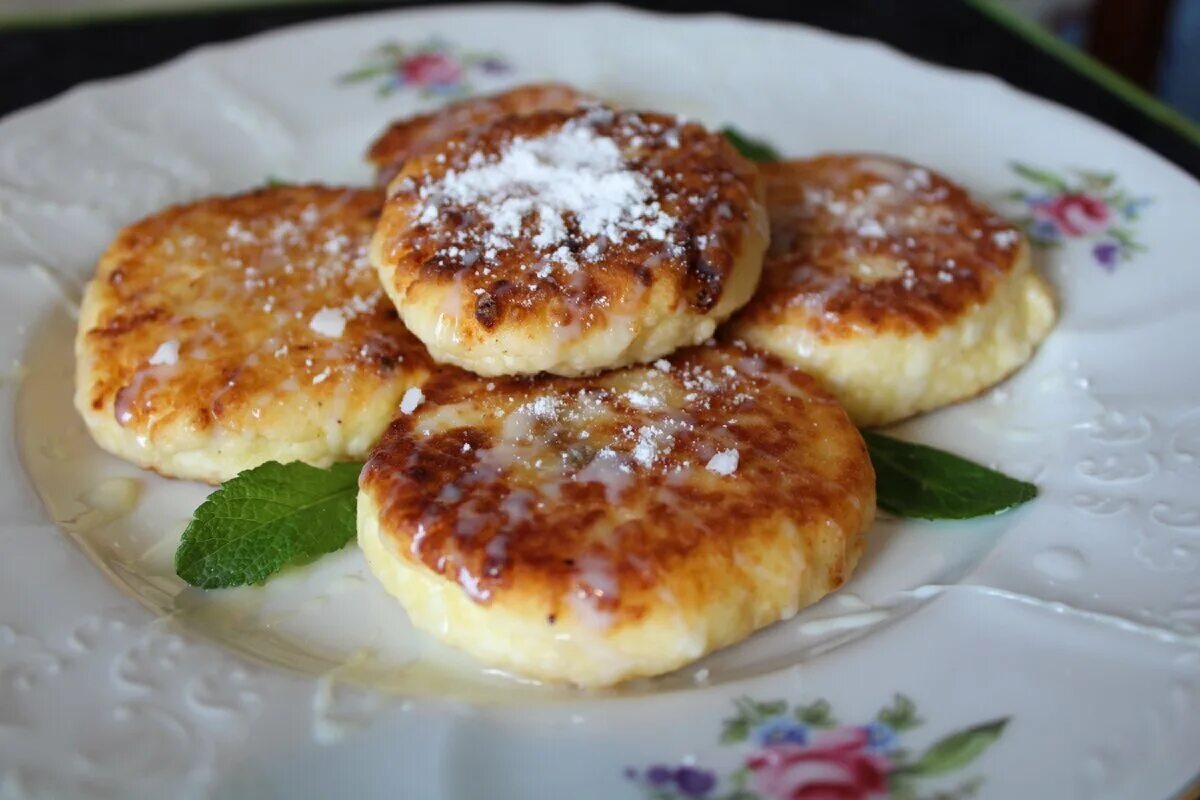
[400,52,462,87]
[746,727,890,800]
[1037,193,1111,237]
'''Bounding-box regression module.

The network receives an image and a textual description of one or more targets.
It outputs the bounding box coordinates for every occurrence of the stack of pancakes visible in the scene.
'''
[75,83,1056,687]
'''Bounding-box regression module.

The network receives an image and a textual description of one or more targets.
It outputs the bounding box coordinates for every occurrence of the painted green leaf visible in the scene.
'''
[338,64,391,84]
[754,700,788,717]
[877,693,923,731]
[864,432,1037,519]
[720,717,751,744]
[888,778,918,800]
[794,699,837,728]
[175,461,363,589]
[905,718,1009,777]
[1078,169,1116,191]
[721,127,781,163]
[1011,162,1069,193]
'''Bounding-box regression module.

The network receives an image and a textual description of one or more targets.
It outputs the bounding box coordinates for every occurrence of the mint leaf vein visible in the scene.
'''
[175,460,363,589]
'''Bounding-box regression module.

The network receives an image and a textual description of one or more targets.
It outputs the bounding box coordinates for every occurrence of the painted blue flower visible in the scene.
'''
[1092,241,1120,271]
[864,721,897,752]
[1028,218,1061,243]
[755,718,809,746]
[1122,198,1152,219]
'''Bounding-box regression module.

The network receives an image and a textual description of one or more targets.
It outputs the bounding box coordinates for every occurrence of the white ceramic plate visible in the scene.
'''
[2,5,1199,799]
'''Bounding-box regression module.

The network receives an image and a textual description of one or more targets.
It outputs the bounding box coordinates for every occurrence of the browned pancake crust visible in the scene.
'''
[366,83,594,184]
[736,155,1024,338]
[81,185,433,440]
[373,108,763,341]
[360,340,874,631]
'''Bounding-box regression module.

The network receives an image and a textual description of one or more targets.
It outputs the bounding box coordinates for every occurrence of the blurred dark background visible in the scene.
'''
[1013,0,1198,122]
[0,0,1197,125]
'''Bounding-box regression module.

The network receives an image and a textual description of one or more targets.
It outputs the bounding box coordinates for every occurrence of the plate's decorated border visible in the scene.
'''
[625,695,1007,800]
[339,38,511,98]
[1007,162,1152,270]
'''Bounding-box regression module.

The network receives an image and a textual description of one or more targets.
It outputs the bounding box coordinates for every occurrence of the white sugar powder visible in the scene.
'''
[623,390,661,411]
[992,229,1020,249]
[631,425,672,469]
[148,339,179,366]
[857,219,887,238]
[419,117,676,261]
[527,396,561,418]
[309,307,346,339]
[399,387,425,415]
[706,449,739,476]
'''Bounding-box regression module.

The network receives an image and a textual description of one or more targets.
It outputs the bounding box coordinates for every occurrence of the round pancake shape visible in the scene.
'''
[371,106,770,377]
[75,185,435,483]
[358,340,875,687]
[730,155,1056,427]
[366,82,596,185]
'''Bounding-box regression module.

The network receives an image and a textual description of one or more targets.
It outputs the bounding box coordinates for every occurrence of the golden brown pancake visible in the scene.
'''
[371,106,769,377]
[357,340,874,686]
[75,185,435,483]
[730,154,1056,426]
[366,83,595,184]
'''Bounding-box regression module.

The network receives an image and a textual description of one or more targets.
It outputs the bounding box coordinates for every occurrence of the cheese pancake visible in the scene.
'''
[366,83,595,184]
[731,155,1057,426]
[358,341,874,687]
[371,107,769,377]
[75,185,434,483]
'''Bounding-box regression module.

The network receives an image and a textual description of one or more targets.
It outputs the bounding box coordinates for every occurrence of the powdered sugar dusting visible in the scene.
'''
[148,339,179,366]
[309,307,347,339]
[414,113,677,273]
[706,449,739,476]
[400,387,425,414]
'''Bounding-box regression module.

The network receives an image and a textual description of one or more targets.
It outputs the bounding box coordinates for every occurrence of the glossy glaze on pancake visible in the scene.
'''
[366,83,595,184]
[358,340,874,686]
[75,185,435,483]
[731,155,1056,426]
[371,106,768,377]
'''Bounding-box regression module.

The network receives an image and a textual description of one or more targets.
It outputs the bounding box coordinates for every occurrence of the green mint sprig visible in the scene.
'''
[864,432,1037,520]
[175,460,362,589]
[175,437,1036,589]
[721,126,781,163]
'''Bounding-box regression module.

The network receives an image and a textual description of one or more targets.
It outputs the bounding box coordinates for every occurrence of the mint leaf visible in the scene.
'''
[175,461,362,589]
[722,127,781,163]
[863,432,1037,520]
[903,718,1009,777]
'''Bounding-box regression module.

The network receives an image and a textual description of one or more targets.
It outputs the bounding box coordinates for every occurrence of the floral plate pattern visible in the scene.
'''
[1007,163,1151,269]
[340,38,510,97]
[1,6,1199,799]
[628,696,1005,800]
